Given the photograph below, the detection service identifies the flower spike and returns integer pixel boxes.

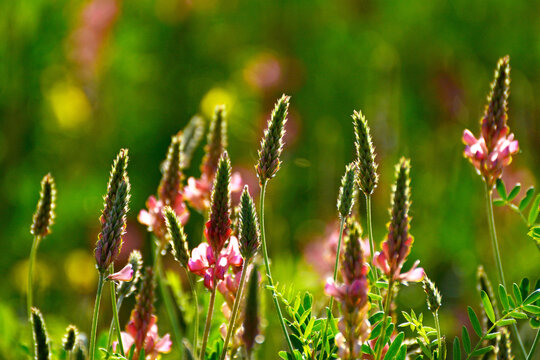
[337,163,357,220]
[239,185,260,260]
[256,94,290,185]
[31,307,51,360]
[180,115,205,169]
[117,250,143,299]
[31,174,56,238]
[159,135,183,205]
[202,105,227,178]
[165,206,190,268]
[423,276,442,312]
[352,110,378,195]
[62,325,79,352]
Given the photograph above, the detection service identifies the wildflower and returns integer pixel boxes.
[164,206,190,268]
[117,250,143,299]
[95,150,131,273]
[463,56,519,187]
[375,158,424,283]
[188,236,243,290]
[138,194,189,241]
[337,163,357,219]
[238,185,260,260]
[31,307,50,360]
[62,325,78,352]
[256,94,290,185]
[423,276,442,312]
[116,317,172,360]
[352,110,378,195]
[107,263,133,282]
[31,174,56,238]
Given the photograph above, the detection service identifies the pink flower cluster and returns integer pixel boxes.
[115,315,171,360]
[374,238,424,284]
[138,194,189,241]
[463,129,519,187]
[188,236,243,289]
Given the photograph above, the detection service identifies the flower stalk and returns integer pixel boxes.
[109,266,125,356]
[89,273,105,360]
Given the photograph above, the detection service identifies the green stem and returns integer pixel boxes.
[434,310,442,359]
[219,262,250,360]
[89,273,105,360]
[187,272,200,357]
[527,328,540,360]
[109,267,124,356]
[154,244,183,355]
[259,181,294,353]
[106,294,124,355]
[375,279,394,360]
[484,183,527,358]
[318,217,346,360]
[27,235,40,354]
[200,278,217,360]
[366,195,384,309]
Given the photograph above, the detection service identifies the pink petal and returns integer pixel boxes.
[107,264,134,282]
[138,210,153,226]
[463,129,477,145]
[155,334,172,353]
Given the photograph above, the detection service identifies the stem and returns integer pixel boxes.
[89,273,105,360]
[219,262,250,360]
[259,181,294,353]
[27,235,40,355]
[375,279,394,360]
[434,310,442,359]
[154,244,183,355]
[187,272,200,357]
[106,294,124,355]
[318,217,346,360]
[200,277,217,360]
[109,267,124,356]
[527,328,540,360]
[366,195,384,309]
[484,183,527,358]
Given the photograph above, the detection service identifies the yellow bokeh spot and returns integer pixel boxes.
[201,87,235,119]
[47,81,91,130]
[64,250,97,293]
[11,259,52,294]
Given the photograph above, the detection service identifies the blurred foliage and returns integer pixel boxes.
[1,0,540,358]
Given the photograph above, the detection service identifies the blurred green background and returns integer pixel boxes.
[1,0,540,358]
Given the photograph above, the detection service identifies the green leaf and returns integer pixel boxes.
[481,291,496,324]
[368,293,383,302]
[370,311,385,325]
[453,337,461,360]
[396,344,407,360]
[375,281,389,289]
[471,346,494,356]
[513,283,523,304]
[361,343,373,355]
[509,310,528,320]
[462,326,471,353]
[528,194,540,226]
[303,317,315,338]
[484,332,500,340]
[508,183,521,201]
[467,307,482,337]
[523,305,540,315]
[499,285,510,312]
[493,199,506,206]
[383,332,404,360]
[524,290,540,305]
[496,179,507,200]
[520,187,535,211]
[498,318,517,326]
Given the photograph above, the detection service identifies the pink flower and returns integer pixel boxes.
[184,172,244,212]
[107,264,133,282]
[114,315,171,360]
[188,236,243,290]
[374,250,424,284]
[138,194,189,241]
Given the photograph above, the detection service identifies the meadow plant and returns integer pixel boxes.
[19,61,540,360]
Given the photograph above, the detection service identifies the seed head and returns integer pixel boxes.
[73,340,87,360]
[482,56,511,149]
[31,307,50,360]
[422,276,442,312]
[95,150,131,273]
[31,174,56,238]
[337,163,357,219]
[131,267,156,353]
[159,136,183,205]
[352,110,378,195]
[180,115,205,169]
[117,250,143,299]
[205,151,232,254]
[202,105,227,178]
[256,94,290,185]
[242,268,260,356]
[165,206,190,268]
[342,217,364,285]
[62,325,78,352]
[239,185,260,260]
[498,327,513,360]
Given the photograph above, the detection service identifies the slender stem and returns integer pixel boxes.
[200,277,217,360]
[434,310,442,359]
[108,267,124,356]
[527,328,540,360]
[484,183,527,358]
[89,273,105,360]
[375,279,394,360]
[106,294,124,355]
[27,235,40,355]
[259,181,294,353]
[154,244,183,355]
[366,195,384,309]
[187,271,200,357]
[318,217,346,360]
[220,262,250,360]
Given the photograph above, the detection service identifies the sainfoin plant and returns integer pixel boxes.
[21,56,540,360]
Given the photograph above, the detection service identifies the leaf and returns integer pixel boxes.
[471,346,494,356]
[509,310,528,320]
[520,278,530,299]
[368,293,383,302]
[498,318,517,326]
[361,343,373,355]
[396,344,407,360]
[496,179,507,200]
[481,290,496,324]
[524,290,540,305]
[523,305,540,315]
[508,183,521,201]
[493,199,506,206]
[303,317,315,339]
[462,326,471,353]
[484,332,500,340]
[467,307,482,337]
[513,283,523,304]
[520,187,535,211]
[370,311,385,325]
[499,285,510,312]
[375,281,389,289]
[453,337,461,360]
[528,194,540,226]
[383,332,404,360]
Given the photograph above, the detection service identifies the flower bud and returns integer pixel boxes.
[180,115,205,169]
[482,56,510,149]
[31,307,50,360]
[352,110,378,195]
[422,276,442,312]
[31,174,56,238]
[239,185,260,260]
[62,325,78,352]
[337,163,357,219]
[159,136,183,205]
[202,105,227,178]
[164,206,190,268]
